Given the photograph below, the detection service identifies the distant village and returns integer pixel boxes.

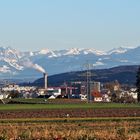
[0,77,138,103]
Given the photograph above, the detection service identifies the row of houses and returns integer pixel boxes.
[0,81,138,102]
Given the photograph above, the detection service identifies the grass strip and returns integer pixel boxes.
[0,103,140,111]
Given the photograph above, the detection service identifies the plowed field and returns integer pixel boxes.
[0,108,140,119]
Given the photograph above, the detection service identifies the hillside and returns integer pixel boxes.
[32,65,139,87]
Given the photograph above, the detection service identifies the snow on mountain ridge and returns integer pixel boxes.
[53,48,106,56]
[0,46,22,59]
[0,46,136,60]
[82,48,106,55]
[107,47,132,55]
[21,47,133,57]
[38,48,52,54]
[63,48,81,55]
[0,65,11,73]
[0,45,139,77]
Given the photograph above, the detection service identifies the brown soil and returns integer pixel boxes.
[0,108,140,119]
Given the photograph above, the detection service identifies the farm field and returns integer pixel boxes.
[0,108,140,119]
[0,100,140,119]
[0,99,140,139]
[0,120,140,140]
[1,98,140,110]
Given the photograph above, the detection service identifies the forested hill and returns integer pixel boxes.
[32,65,139,87]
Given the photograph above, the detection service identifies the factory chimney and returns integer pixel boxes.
[23,59,48,89]
[44,73,48,89]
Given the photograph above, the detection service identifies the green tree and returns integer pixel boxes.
[136,66,140,102]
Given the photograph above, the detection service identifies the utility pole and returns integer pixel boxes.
[84,62,93,103]
[79,61,96,103]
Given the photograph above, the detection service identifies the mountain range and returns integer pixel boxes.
[0,46,140,79]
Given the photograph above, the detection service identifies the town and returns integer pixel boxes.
[0,73,137,103]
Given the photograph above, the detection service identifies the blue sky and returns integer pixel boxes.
[0,0,140,51]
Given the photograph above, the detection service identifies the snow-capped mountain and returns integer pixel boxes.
[0,46,140,78]
[107,47,131,54]
[0,47,24,74]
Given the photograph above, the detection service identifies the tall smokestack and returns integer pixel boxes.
[44,73,48,89]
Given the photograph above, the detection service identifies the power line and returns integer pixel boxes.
[80,61,94,103]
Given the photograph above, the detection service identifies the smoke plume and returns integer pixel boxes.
[23,59,46,73]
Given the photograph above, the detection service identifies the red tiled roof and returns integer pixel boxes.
[92,91,102,97]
